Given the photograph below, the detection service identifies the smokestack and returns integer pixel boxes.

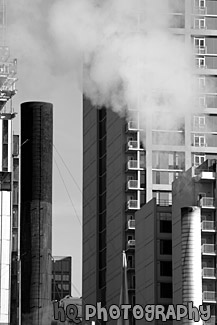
[181,206,202,325]
[20,101,53,325]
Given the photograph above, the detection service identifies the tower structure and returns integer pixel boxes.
[0,1,18,324]
[20,102,53,325]
[83,0,217,324]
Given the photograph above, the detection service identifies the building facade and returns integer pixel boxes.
[135,199,172,324]
[0,44,18,325]
[82,0,217,323]
[52,256,72,301]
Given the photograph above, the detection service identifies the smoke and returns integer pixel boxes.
[49,0,197,131]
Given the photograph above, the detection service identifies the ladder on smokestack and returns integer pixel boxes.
[0,0,17,112]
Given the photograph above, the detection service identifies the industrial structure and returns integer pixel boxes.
[20,101,53,325]
[82,0,217,323]
[0,0,18,324]
[172,159,217,324]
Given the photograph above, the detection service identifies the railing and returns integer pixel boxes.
[194,7,207,15]
[128,239,135,247]
[202,267,216,278]
[128,141,139,149]
[200,197,214,208]
[202,244,216,254]
[156,199,172,206]
[201,221,215,231]
[128,220,135,229]
[127,180,139,189]
[195,46,207,55]
[203,291,216,302]
[127,200,139,209]
[128,160,139,169]
[127,121,138,131]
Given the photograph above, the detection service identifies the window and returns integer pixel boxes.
[194,135,206,147]
[199,77,205,89]
[194,38,205,48]
[160,283,173,298]
[127,255,134,268]
[62,284,69,291]
[199,0,205,8]
[13,209,18,228]
[194,116,205,127]
[62,260,70,272]
[160,261,172,276]
[194,18,206,29]
[12,233,18,251]
[194,38,206,55]
[160,240,172,255]
[196,57,206,68]
[62,275,69,281]
[199,97,206,108]
[160,220,172,233]
[194,154,206,166]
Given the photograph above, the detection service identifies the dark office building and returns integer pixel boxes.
[20,101,53,325]
[52,256,72,301]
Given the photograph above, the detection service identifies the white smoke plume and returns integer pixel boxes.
[49,0,198,129]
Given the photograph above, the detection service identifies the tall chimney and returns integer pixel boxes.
[20,101,53,325]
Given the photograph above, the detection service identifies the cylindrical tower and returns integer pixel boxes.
[20,102,53,325]
[181,206,202,325]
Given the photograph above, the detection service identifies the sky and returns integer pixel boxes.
[7,0,83,295]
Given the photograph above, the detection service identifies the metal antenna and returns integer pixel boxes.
[0,0,17,113]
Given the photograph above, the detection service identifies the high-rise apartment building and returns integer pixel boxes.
[83,0,217,322]
[135,199,172,316]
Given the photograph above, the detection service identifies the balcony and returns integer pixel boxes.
[199,171,215,181]
[201,221,216,232]
[200,197,215,209]
[204,316,216,325]
[127,140,139,150]
[202,291,216,303]
[202,267,216,279]
[127,200,139,210]
[194,7,207,15]
[127,239,135,247]
[202,244,216,255]
[127,160,141,170]
[126,121,139,132]
[126,180,144,191]
[195,46,207,55]
[127,219,135,230]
